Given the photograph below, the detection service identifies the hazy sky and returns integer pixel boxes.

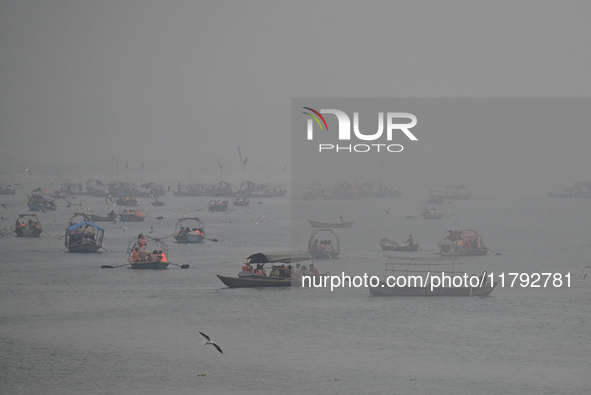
[1,1,591,184]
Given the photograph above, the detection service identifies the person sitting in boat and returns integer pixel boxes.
[326,240,335,253]
[312,239,319,250]
[456,238,465,246]
[17,221,26,231]
[150,250,160,261]
[242,262,254,273]
[277,264,290,277]
[406,235,414,247]
[293,263,302,280]
[254,264,267,276]
[158,250,167,262]
[308,263,320,276]
[138,234,148,260]
[269,266,280,277]
[131,248,140,262]
[300,265,309,276]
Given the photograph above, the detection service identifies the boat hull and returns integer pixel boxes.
[370,282,498,296]
[174,234,204,243]
[119,214,144,222]
[130,261,170,269]
[66,244,101,253]
[217,274,292,288]
[439,243,489,256]
[379,239,419,251]
[89,214,117,222]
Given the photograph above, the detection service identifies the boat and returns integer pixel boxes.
[216,250,310,288]
[27,193,57,212]
[64,213,105,253]
[108,181,165,198]
[438,229,489,256]
[369,255,498,297]
[236,181,286,198]
[308,218,353,228]
[358,182,401,198]
[174,217,206,243]
[321,181,360,200]
[232,195,249,206]
[547,182,591,198]
[0,184,16,194]
[443,190,472,199]
[115,196,138,206]
[125,234,180,269]
[379,237,419,251]
[150,196,165,206]
[301,187,321,201]
[86,178,109,197]
[422,204,444,219]
[14,214,43,237]
[118,209,145,222]
[208,199,228,212]
[173,182,208,196]
[308,229,340,259]
[89,210,118,222]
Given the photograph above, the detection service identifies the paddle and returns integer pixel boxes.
[42,231,52,236]
[488,248,503,256]
[167,262,190,269]
[203,237,218,242]
[101,263,131,269]
[148,216,164,220]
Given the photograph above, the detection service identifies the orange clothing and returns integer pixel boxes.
[158,252,167,262]
[242,265,253,272]
[131,251,140,261]
[138,237,147,247]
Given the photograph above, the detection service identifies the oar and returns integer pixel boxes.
[203,237,218,242]
[153,234,175,241]
[148,216,164,220]
[101,263,131,269]
[42,231,52,236]
[339,252,351,259]
[100,246,109,252]
[167,262,190,269]
[487,248,503,256]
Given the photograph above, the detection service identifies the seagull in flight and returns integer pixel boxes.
[199,331,223,354]
[25,168,32,175]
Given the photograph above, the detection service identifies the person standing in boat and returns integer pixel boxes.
[137,234,148,261]
[406,235,414,247]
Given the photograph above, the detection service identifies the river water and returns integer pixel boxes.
[0,183,589,394]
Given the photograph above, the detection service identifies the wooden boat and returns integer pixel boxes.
[118,209,145,222]
[438,229,489,256]
[369,255,498,297]
[174,217,205,243]
[379,238,419,251]
[547,181,591,198]
[422,204,444,219]
[64,213,105,253]
[116,196,138,206]
[151,197,165,206]
[27,194,57,212]
[208,199,228,212]
[308,229,340,259]
[0,184,16,194]
[321,181,360,200]
[236,181,286,198]
[308,218,353,228]
[232,195,249,206]
[124,234,183,269]
[217,250,310,288]
[89,211,118,222]
[14,214,43,237]
[443,189,472,199]
[301,187,321,201]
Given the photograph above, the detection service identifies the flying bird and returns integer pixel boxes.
[25,168,32,175]
[383,208,391,214]
[199,332,223,354]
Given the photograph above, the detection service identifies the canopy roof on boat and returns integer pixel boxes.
[247,250,310,264]
[66,221,104,231]
[442,229,482,242]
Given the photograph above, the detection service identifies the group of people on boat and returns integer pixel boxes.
[68,224,97,243]
[16,219,40,232]
[241,262,292,278]
[292,263,320,280]
[311,239,336,253]
[130,247,167,262]
[444,231,482,249]
[177,227,204,236]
